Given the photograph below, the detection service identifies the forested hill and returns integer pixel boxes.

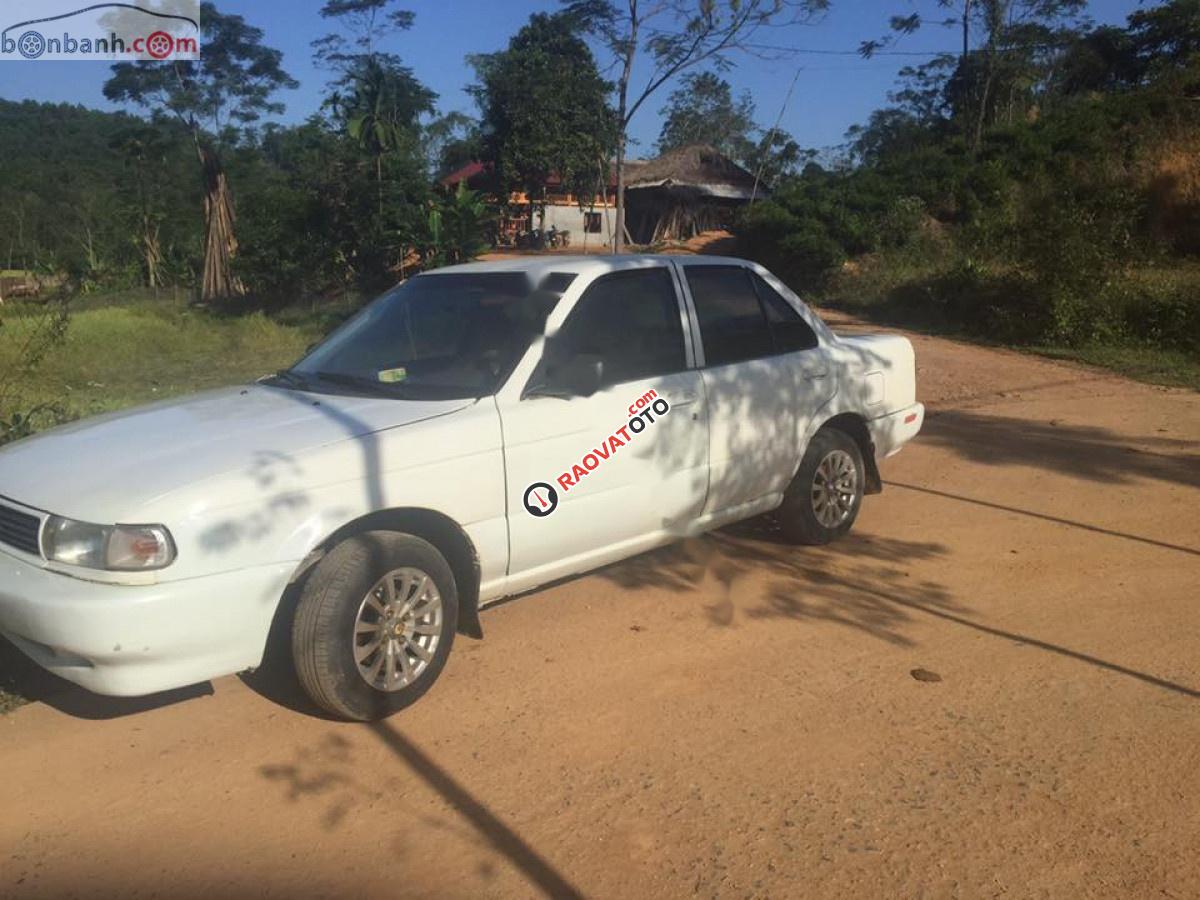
[0,91,472,296]
[0,99,199,280]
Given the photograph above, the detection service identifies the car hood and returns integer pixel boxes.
[0,384,473,521]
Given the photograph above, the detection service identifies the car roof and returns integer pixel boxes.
[419,254,751,280]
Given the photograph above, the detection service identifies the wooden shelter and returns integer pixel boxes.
[623,145,761,245]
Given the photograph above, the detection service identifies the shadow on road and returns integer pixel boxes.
[370,721,585,898]
[886,480,1200,557]
[259,726,585,898]
[596,513,1199,699]
[0,635,212,719]
[600,524,959,646]
[921,409,1200,490]
[886,592,1200,699]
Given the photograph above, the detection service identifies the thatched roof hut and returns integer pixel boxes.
[624,145,761,244]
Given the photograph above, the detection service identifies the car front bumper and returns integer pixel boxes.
[0,550,294,696]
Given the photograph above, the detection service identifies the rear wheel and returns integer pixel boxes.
[292,531,458,721]
[777,428,865,545]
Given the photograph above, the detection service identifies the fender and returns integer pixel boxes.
[283,506,485,639]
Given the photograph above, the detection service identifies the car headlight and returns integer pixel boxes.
[41,516,176,571]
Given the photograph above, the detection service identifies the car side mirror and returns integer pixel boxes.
[556,354,605,398]
[527,337,605,399]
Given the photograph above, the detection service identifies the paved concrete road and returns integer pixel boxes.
[2,319,1198,898]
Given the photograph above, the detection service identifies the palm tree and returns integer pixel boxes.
[335,57,435,216]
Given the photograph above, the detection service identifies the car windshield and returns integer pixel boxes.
[273,272,571,400]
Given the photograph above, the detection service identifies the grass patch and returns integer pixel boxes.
[816,250,1200,391]
[1029,343,1200,390]
[2,295,323,426]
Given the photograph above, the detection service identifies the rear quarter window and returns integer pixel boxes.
[751,273,819,353]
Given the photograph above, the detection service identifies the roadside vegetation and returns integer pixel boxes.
[733,1,1200,387]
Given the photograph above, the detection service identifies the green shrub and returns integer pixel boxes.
[0,296,70,446]
[0,404,64,445]
[1111,282,1200,352]
[879,196,927,249]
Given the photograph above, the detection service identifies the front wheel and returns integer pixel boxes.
[292,531,458,721]
[777,428,866,545]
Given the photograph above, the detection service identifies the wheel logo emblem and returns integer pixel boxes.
[17,31,45,59]
[145,31,173,59]
[523,482,558,518]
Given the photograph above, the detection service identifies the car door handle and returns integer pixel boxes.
[804,369,829,381]
[672,393,699,407]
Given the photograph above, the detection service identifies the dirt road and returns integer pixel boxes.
[2,318,1198,898]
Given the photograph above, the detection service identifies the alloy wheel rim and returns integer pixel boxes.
[811,449,858,528]
[352,567,443,692]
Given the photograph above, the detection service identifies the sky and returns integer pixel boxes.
[0,0,1147,156]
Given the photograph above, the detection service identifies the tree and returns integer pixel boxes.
[108,122,185,288]
[861,0,1086,152]
[564,0,829,252]
[745,129,809,192]
[104,3,297,303]
[0,100,197,282]
[313,0,435,277]
[1127,0,1200,96]
[422,183,491,268]
[472,13,616,230]
[889,56,959,123]
[424,111,481,179]
[656,71,805,193]
[330,57,436,215]
[656,72,756,159]
[312,0,416,76]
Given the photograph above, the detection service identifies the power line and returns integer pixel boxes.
[748,39,1077,58]
[747,43,957,57]
[751,66,802,202]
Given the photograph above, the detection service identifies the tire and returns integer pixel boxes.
[292,531,458,721]
[777,428,866,545]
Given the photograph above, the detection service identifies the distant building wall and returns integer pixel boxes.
[542,202,616,247]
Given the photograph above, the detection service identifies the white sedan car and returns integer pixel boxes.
[0,256,923,720]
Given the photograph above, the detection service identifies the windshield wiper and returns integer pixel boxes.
[261,369,314,391]
[270,368,478,400]
[312,371,404,396]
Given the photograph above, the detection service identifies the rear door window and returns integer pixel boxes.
[684,266,774,367]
